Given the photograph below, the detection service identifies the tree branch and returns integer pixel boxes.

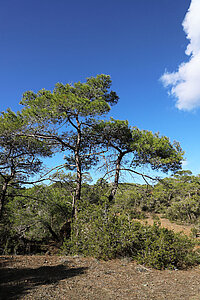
[19,133,75,151]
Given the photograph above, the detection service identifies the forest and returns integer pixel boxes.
[0,75,200,270]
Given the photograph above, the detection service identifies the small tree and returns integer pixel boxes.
[20,75,119,219]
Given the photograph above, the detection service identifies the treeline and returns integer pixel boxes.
[114,170,200,223]
[0,75,199,269]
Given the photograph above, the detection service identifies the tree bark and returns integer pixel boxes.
[44,223,60,242]
[72,117,82,220]
[109,152,124,200]
[0,179,9,220]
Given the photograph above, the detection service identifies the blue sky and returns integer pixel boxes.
[1,0,200,179]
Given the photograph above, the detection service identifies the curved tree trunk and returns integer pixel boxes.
[109,152,124,201]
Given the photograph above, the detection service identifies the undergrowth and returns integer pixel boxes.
[62,203,200,270]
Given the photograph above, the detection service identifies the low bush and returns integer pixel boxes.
[166,197,200,223]
[62,204,200,269]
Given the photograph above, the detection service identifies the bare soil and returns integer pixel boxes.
[0,255,200,300]
[138,214,197,237]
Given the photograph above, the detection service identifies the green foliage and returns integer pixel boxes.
[113,183,149,215]
[21,75,118,120]
[132,130,184,173]
[0,183,72,254]
[0,109,52,219]
[92,118,184,174]
[120,171,200,224]
[88,118,183,202]
[190,225,200,238]
[141,172,200,222]
[81,178,110,205]
[19,75,119,217]
[135,222,199,269]
[164,173,200,222]
[62,203,140,259]
[62,204,200,269]
[166,196,200,222]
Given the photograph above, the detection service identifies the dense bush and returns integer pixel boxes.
[62,204,200,269]
[135,222,199,269]
[0,183,72,254]
[166,196,200,222]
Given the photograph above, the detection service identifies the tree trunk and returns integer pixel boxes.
[0,179,9,220]
[72,156,82,220]
[109,152,124,200]
[44,223,60,242]
[72,117,82,220]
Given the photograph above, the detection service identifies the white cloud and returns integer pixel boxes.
[161,0,200,111]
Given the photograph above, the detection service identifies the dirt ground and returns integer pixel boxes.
[138,214,198,237]
[0,255,200,300]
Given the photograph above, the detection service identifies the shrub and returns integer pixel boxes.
[135,222,199,269]
[62,204,200,269]
[166,196,200,223]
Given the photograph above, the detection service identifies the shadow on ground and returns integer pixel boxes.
[0,257,87,300]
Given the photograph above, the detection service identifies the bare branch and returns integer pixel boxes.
[120,168,159,182]
[80,149,107,157]
[68,117,78,131]
[19,132,75,150]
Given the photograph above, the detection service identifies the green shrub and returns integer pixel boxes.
[135,222,199,269]
[166,197,200,223]
[62,204,200,269]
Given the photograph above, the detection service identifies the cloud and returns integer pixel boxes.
[160,0,200,111]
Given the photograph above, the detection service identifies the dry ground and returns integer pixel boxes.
[138,214,197,236]
[0,255,200,300]
[1,217,200,300]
